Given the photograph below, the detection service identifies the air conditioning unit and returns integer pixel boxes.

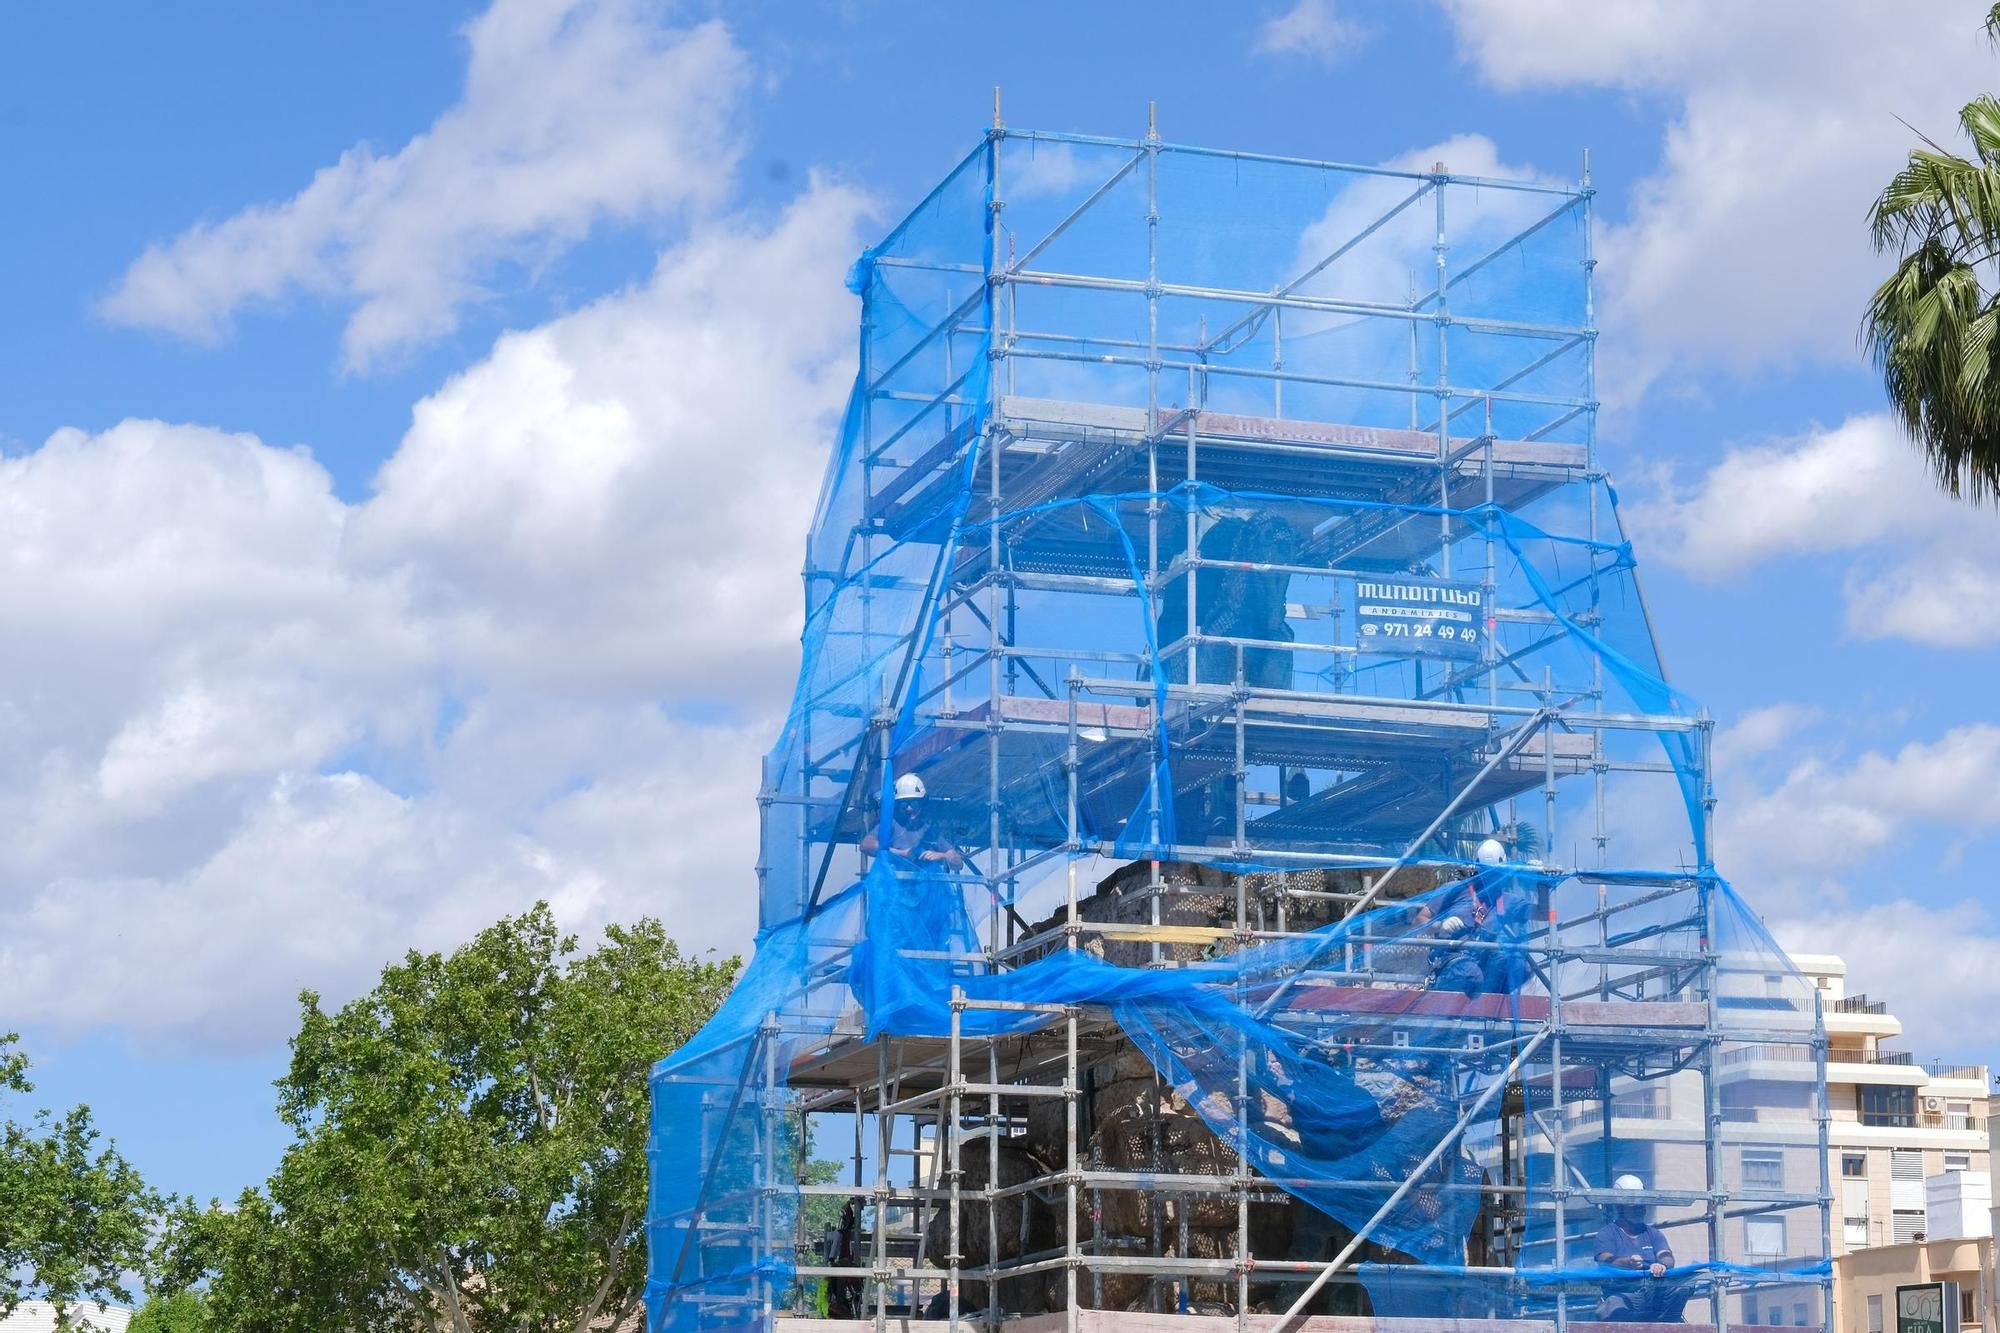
[1923,1096,1944,1113]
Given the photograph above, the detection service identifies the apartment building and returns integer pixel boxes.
[1792,955,1991,1255]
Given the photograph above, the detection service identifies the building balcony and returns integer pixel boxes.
[1827,1054,1927,1087]
[1924,1062,1991,1091]
[1826,995,1901,1038]
[1828,1113,1989,1148]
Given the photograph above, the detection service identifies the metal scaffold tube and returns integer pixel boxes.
[646,122,1831,1333]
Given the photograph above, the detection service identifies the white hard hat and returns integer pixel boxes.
[894,773,927,801]
[1613,1174,1646,1192]
[1475,838,1506,866]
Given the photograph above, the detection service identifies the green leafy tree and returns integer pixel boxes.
[162,904,736,1333]
[1863,5,2000,502]
[0,1034,160,1327]
[130,1290,210,1333]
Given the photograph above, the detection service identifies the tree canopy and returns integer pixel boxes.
[159,904,736,1333]
[0,1034,160,1327]
[130,1290,210,1333]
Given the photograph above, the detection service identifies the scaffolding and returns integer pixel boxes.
[647,117,1832,1333]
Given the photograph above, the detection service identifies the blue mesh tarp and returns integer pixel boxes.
[645,129,1830,1333]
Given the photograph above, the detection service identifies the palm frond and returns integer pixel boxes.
[1867,88,2000,505]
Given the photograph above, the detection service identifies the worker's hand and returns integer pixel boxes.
[920,850,943,862]
[1648,1263,1667,1278]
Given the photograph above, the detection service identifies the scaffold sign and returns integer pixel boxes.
[1354,576,1489,660]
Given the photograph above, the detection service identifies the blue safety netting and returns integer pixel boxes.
[646,129,1829,1333]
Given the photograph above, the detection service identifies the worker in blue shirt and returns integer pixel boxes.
[860,773,964,871]
[1593,1174,1690,1322]
[1426,839,1531,997]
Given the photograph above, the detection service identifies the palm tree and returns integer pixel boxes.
[1862,8,2000,503]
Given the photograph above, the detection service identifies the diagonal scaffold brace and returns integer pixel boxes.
[1271,1025,1554,1332]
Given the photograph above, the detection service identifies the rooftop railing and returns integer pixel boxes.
[1926,1061,1988,1081]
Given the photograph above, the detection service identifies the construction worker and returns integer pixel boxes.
[860,773,964,871]
[1426,839,1529,997]
[1592,1174,1689,1322]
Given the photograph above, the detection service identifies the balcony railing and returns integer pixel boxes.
[1925,1061,1988,1081]
[1924,1107,1986,1131]
[1834,994,1888,1015]
[1855,1111,1988,1132]
[1720,1044,1813,1067]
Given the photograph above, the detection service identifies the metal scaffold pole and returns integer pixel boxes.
[647,123,1830,1333]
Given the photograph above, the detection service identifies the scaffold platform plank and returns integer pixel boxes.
[871,396,1587,556]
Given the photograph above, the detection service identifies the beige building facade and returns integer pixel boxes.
[1792,956,1991,1255]
[1836,1237,1992,1333]
[1792,955,1994,1333]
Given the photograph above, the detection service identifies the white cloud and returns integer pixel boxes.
[1438,1,1999,397]
[0,184,867,1047]
[1624,411,2000,646]
[1626,413,1950,578]
[1844,555,2000,648]
[1290,134,1556,319]
[353,182,871,701]
[1006,144,1093,202]
[100,0,748,370]
[1713,710,2000,1059]
[1717,703,1822,769]
[1773,899,2000,1060]
[1254,0,1371,65]
[1720,719,2000,883]
[0,713,768,1046]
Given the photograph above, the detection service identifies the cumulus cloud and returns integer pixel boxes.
[1624,412,2000,646]
[353,182,871,700]
[1253,0,1372,65]
[1707,707,2000,1058]
[1721,724,2000,885]
[100,0,748,370]
[1287,134,1557,326]
[0,185,868,1047]
[1438,0,1999,398]
[1773,899,2000,1058]
[1,713,768,1045]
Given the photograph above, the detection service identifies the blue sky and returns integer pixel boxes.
[2,0,1997,1208]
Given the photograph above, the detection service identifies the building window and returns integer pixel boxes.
[1868,1294,1884,1333]
[1945,1152,1971,1172]
[1892,1210,1924,1243]
[1796,1302,1810,1327]
[1891,1148,1924,1180]
[1746,1216,1786,1258]
[1947,1101,1970,1131]
[1843,1217,1869,1246]
[1842,1153,1867,1178]
[1862,1086,1916,1128]
[1962,1288,1977,1325]
[1742,1150,1784,1191]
